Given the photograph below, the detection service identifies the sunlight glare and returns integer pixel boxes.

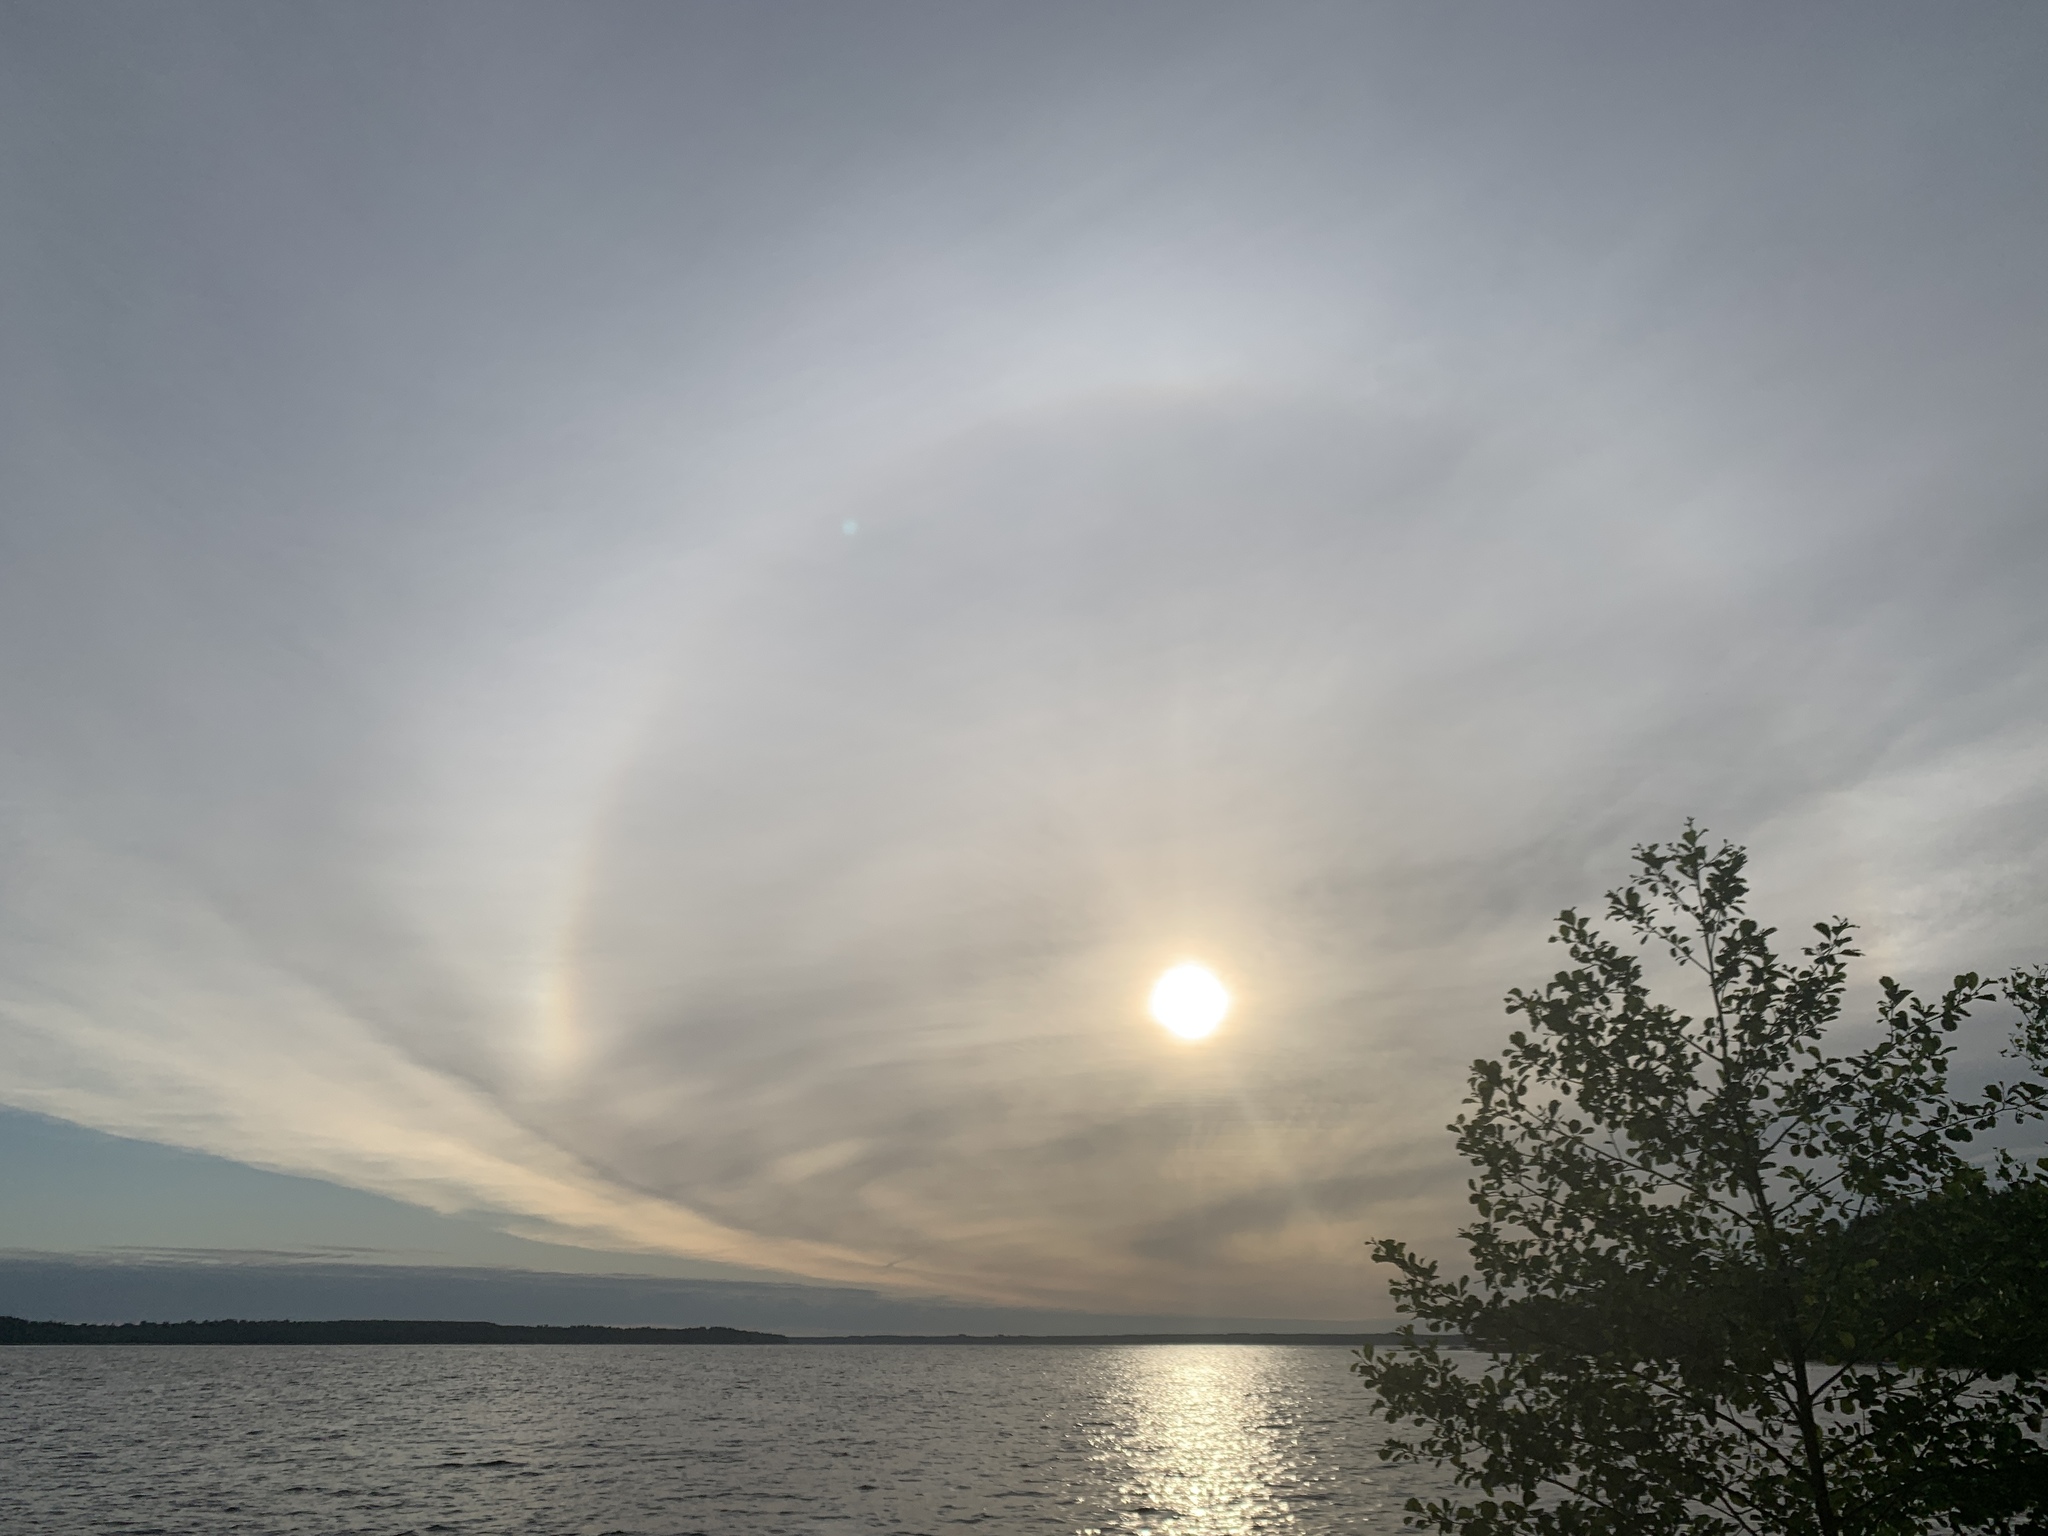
[1149,963,1230,1041]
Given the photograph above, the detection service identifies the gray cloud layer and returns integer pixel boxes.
[1,4,2044,1318]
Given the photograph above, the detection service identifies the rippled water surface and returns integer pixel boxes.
[0,1343,1448,1534]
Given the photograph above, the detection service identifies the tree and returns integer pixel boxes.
[1355,825,2048,1535]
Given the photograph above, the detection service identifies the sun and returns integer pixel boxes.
[1149,963,1230,1040]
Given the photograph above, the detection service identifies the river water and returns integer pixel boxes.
[0,1343,1450,1534]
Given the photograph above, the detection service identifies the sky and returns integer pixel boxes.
[1,3,2045,1329]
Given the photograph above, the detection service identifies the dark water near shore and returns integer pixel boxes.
[0,1343,1449,1534]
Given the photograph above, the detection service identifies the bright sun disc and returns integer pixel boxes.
[1149,964,1230,1040]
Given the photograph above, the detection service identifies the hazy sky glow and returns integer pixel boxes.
[2,3,2046,1323]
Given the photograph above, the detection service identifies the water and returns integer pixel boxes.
[0,1343,1450,1534]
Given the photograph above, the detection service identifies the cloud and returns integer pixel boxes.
[0,5,2044,1320]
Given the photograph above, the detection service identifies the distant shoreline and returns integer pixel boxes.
[1,1315,1429,1347]
[0,1317,784,1345]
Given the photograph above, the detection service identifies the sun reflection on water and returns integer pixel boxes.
[1073,1346,1364,1533]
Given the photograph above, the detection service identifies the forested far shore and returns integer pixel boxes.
[0,1317,787,1345]
[0,1316,1431,1347]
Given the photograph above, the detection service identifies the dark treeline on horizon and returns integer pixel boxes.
[0,1316,1415,1347]
[0,1317,787,1345]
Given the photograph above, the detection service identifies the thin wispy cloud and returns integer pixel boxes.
[1,4,2043,1319]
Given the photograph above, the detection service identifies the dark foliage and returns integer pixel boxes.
[1355,826,2048,1535]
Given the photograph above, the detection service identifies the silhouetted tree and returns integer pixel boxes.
[1356,826,2048,1535]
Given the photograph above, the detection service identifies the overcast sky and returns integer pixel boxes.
[2,3,2045,1326]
